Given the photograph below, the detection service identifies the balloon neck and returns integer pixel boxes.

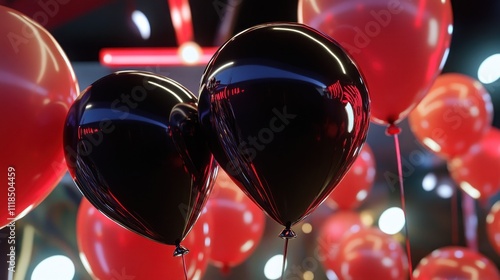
[221,264,231,275]
[173,241,190,257]
[279,222,297,239]
[385,123,401,136]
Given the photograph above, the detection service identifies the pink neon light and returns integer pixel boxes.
[99,47,218,67]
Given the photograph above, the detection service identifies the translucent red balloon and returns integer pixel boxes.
[325,144,376,210]
[77,199,211,280]
[206,169,265,272]
[0,6,79,228]
[333,227,408,280]
[448,128,500,202]
[317,211,365,272]
[487,201,500,255]
[413,246,500,280]
[198,22,370,229]
[409,73,493,159]
[299,0,453,126]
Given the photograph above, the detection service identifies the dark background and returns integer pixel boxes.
[1,0,500,279]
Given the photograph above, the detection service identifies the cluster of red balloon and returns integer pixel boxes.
[487,201,500,255]
[299,2,454,278]
[0,6,79,228]
[317,212,408,280]
[413,246,500,279]
[77,199,211,279]
[409,73,499,202]
[299,0,453,128]
[76,169,267,279]
[205,169,266,273]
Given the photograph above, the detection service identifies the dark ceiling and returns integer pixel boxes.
[3,0,500,118]
[2,0,499,66]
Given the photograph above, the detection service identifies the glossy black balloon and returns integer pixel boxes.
[64,71,217,245]
[198,23,370,227]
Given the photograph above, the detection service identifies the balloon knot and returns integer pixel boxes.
[221,264,231,275]
[279,222,297,239]
[386,123,401,136]
[173,242,190,257]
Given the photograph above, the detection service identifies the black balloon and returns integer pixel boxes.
[198,23,370,227]
[64,71,217,245]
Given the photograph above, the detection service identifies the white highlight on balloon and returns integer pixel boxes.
[345,102,354,133]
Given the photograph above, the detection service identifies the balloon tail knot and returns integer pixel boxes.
[279,222,297,239]
[221,264,231,275]
[173,241,190,257]
[386,123,401,136]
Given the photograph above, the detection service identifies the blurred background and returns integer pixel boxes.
[1,0,500,279]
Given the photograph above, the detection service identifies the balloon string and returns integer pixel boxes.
[451,187,459,245]
[278,224,296,280]
[280,238,289,280]
[387,125,414,279]
[462,191,478,251]
[181,254,188,280]
[173,242,190,280]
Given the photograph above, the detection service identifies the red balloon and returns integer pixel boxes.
[414,246,500,280]
[299,0,453,126]
[487,201,500,255]
[206,170,266,272]
[77,199,211,280]
[317,211,365,271]
[0,6,79,228]
[409,73,493,159]
[325,144,376,210]
[333,227,408,280]
[448,128,500,202]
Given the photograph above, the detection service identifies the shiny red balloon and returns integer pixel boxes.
[413,246,500,280]
[317,211,365,271]
[448,128,500,202]
[409,73,493,159]
[487,201,500,255]
[333,227,408,280]
[299,0,453,126]
[77,199,211,280]
[325,144,376,210]
[206,169,265,272]
[0,6,79,228]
